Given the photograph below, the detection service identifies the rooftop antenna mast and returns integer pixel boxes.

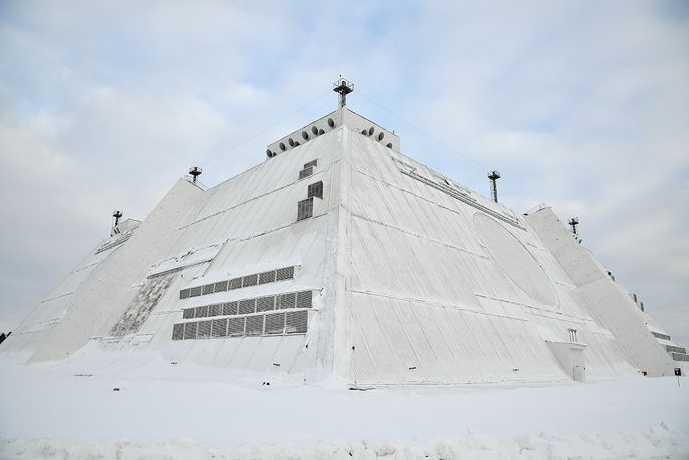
[487,170,501,203]
[112,210,123,226]
[569,217,579,235]
[333,76,354,108]
[189,166,202,184]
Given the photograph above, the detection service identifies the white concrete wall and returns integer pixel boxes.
[525,207,676,376]
[28,178,204,363]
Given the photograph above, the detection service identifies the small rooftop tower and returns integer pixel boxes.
[333,77,354,108]
[189,166,202,184]
[112,210,123,227]
[487,170,501,203]
[569,217,579,235]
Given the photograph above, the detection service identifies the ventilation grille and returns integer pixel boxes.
[238,299,256,315]
[179,266,296,299]
[667,345,687,354]
[297,197,314,221]
[298,159,317,180]
[172,323,184,340]
[652,331,672,341]
[672,352,689,362]
[299,167,313,180]
[172,291,313,340]
[242,274,258,287]
[308,181,323,199]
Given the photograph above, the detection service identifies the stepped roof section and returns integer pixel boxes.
[266,107,400,159]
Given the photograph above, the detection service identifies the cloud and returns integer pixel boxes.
[0,0,687,349]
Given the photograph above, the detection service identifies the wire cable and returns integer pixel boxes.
[357,91,542,204]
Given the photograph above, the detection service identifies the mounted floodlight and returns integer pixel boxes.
[487,170,501,203]
[189,166,202,184]
[333,76,354,108]
[112,210,123,226]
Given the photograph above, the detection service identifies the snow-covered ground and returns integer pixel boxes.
[1,350,688,459]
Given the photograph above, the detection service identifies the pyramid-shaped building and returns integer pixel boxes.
[2,82,686,384]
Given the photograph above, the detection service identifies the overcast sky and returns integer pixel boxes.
[1,0,687,346]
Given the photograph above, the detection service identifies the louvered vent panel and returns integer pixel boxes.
[299,166,313,180]
[212,318,228,338]
[228,317,245,336]
[245,315,264,336]
[265,313,286,335]
[197,320,212,338]
[214,280,228,292]
[308,181,323,199]
[229,278,242,290]
[304,159,318,169]
[296,291,312,309]
[223,301,238,316]
[189,286,203,297]
[259,270,276,284]
[196,305,210,318]
[286,310,308,334]
[209,304,222,317]
[182,308,194,319]
[277,292,296,309]
[202,284,215,295]
[242,274,258,287]
[257,296,275,312]
[183,322,198,340]
[238,299,256,315]
[179,289,190,299]
[276,266,294,281]
[297,198,314,221]
[172,323,184,340]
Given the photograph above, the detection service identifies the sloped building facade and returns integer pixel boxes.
[2,103,685,384]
